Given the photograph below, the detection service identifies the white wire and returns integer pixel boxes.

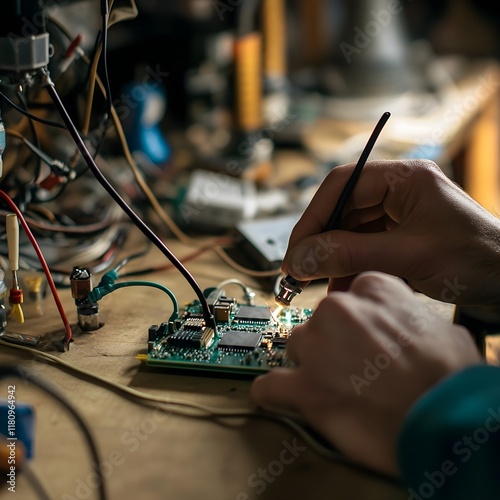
[215,278,256,305]
[0,339,349,462]
[0,339,254,417]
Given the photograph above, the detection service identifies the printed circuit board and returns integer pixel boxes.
[141,289,313,375]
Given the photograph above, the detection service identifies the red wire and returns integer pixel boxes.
[64,33,83,59]
[0,191,73,345]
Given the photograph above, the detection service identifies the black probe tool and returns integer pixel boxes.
[275,111,391,307]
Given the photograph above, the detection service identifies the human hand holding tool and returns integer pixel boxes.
[275,111,391,307]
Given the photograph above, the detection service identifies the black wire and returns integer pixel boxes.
[88,117,109,161]
[70,131,104,180]
[45,78,215,329]
[0,91,67,130]
[13,179,31,213]
[0,365,107,500]
[74,2,112,164]
[88,27,103,85]
[82,2,113,158]
[10,133,63,175]
[113,240,152,273]
[4,132,72,203]
[90,230,129,274]
[16,91,42,180]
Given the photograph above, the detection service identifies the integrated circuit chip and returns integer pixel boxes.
[168,328,214,348]
[272,337,287,348]
[218,330,261,350]
[144,298,314,375]
[234,305,271,323]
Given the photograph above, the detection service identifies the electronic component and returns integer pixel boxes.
[179,170,258,229]
[237,213,300,270]
[70,267,99,331]
[0,331,39,347]
[275,275,304,307]
[272,336,288,348]
[0,0,50,78]
[21,273,45,318]
[234,305,271,323]
[6,214,24,324]
[142,298,313,376]
[178,170,288,230]
[214,304,231,322]
[183,317,205,330]
[218,330,261,351]
[168,327,214,349]
[206,288,227,311]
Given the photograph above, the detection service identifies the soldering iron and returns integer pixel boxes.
[275,111,391,307]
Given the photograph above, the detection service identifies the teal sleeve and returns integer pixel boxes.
[397,365,500,500]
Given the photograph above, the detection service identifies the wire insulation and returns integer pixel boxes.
[0,191,73,344]
[44,76,214,328]
[0,91,67,130]
[0,339,347,463]
[0,365,107,500]
[89,280,179,321]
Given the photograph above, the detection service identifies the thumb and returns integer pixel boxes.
[282,229,420,281]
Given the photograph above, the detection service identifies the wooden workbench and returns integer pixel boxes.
[1,58,497,500]
[0,237,408,500]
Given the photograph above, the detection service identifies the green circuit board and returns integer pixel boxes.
[142,290,313,376]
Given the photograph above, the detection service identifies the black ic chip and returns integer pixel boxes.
[272,337,287,347]
[218,330,261,350]
[235,306,271,323]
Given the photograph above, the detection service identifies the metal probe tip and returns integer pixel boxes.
[275,275,305,307]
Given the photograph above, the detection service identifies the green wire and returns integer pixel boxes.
[88,281,179,321]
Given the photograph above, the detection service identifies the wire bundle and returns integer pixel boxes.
[0,6,399,499]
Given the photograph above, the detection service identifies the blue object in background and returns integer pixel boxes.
[0,400,36,459]
[120,81,171,166]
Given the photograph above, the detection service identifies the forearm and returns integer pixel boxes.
[398,365,500,499]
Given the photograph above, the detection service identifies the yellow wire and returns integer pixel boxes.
[5,129,37,166]
[94,71,281,278]
[25,204,58,223]
[70,0,114,166]
[0,339,252,417]
[81,44,102,136]
[5,129,26,141]
[54,7,282,279]
[82,0,115,136]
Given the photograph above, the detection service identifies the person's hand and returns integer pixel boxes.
[282,160,500,306]
[252,272,482,476]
